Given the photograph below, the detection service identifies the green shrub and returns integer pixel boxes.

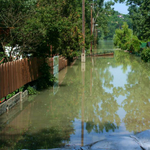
[63,47,77,63]
[6,91,16,99]
[125,35,140,52]
[0,97,5,103]
[141,48,150,62]
[19,86,25,92]
[36,62,55,90]
[27,86,37,95]
[113,22,132,50]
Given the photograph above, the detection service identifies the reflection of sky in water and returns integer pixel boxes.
[101,65,131,120]
[109,66,131,87]
[69,65,133,146]
[104,66,131,120]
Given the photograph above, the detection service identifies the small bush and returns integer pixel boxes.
[141,48,150,62]
[6,92,16,99]
[125,35,140,53]
[113,22,132,50]
[0,97,5,103]
[27,86,37,95]
[36,62,55,90]
[19,86,25,92]
[63,47,77,63]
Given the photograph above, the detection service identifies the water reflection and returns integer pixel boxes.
[98,40,114,50]
[83,57,120,135]
[115,51,150,132]
[95,40,115,53]
[1,50,150,148]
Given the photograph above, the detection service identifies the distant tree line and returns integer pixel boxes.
[102,11,132,40]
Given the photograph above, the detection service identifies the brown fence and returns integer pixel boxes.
[0,57,68,100]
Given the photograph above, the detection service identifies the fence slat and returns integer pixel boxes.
[3,64,6,97]
[5,63,8,96]
[0,65,2,99]
[10,62,13,94]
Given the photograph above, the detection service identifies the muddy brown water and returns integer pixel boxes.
[0,40,150,149]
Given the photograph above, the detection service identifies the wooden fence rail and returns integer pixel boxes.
[0,56,67,100]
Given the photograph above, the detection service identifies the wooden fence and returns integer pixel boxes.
[0,57,68,100]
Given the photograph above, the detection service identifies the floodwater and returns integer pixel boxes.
[0,40,150,149]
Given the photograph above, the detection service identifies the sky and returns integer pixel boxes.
[105,0,129,14]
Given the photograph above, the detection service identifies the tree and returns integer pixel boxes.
[104,11,132,40]
[114,22,140,52]
[140,0,150,40]
[91,0,115,41]
[114,0,150,40]
[113,22,132,49]
[0,0,37,59]
[0,0,83,59]
[0,0,115,60]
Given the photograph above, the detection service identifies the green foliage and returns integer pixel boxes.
[63,48,77,63]
[104,11,132,40]
[0,0,37,57]
[114,0,150,40]
[114,22,132,49]
[114,22,140,52]
[0,86,24,102]
[0,97,5,103]
[125,35,140,52]
[0,0,115,58]
[36,62,55,90]
[120,0,150,40]
[140,0,150,40]
[6,91,16,99]
[141,48,150,62]
[27,86,36,95]
[19,86,25,92]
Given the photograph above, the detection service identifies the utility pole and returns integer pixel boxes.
[90,4,93,54]
[81,0,85,62]
[81,0,85,146]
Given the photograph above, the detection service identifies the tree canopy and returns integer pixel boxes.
[103,11,132,40]
[0,0,115,60]
[114,0,150,40]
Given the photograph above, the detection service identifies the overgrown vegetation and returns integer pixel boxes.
[36,62,55,90]
[141,48,150,62]
[113,22,150,62]
[112,0,150,61]
[0,0,116,100]
[0,86,24,103]
[0,0,114,60]
[114,0,150,41]
[27,86,36,95]
[103,11,132,40]
[114,22,140,53]
[125,35,141,53]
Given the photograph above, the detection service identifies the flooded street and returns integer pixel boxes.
[0,41,150,149]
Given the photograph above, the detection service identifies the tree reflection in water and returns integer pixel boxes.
[82,57,121,134]
[115,51,150,133]
[1,50,150,149]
